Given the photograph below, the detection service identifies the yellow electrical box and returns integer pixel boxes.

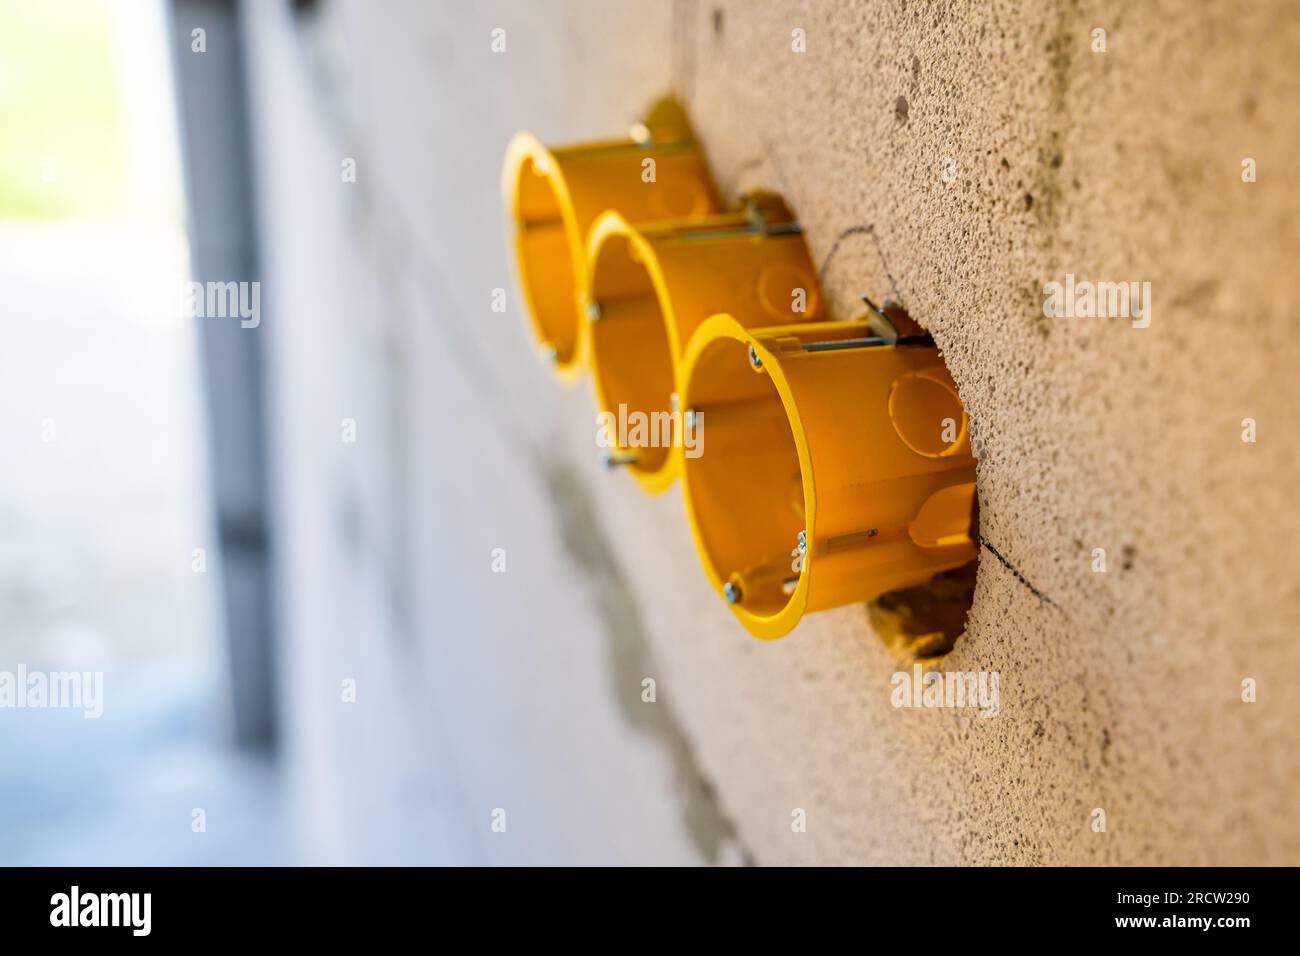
[679,317,977,639]
[502,97,720,381]
[585,193,822,493]
[503,98,979,641]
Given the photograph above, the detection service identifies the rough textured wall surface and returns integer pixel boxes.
[240,0,1299,864]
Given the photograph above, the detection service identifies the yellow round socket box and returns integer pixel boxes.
[585,193,823,493]
[503,99,977,639]
[502,98,720,380]
[680,317,976,639]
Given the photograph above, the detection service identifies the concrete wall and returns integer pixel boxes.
[235,0,1299,864]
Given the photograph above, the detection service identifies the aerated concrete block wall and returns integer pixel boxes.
[236,0,1299,864]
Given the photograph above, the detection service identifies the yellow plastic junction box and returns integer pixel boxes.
[679,316,978,639]
[502,97,721,382]
[585,192,823,493]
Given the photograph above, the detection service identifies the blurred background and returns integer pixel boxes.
[2,0,1297,867]
[0,0,720,867]
[0,0,286,865]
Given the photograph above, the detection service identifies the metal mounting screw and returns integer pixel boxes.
[797,530,807,554]
[723,581,742,605]
[748,344,763,369]
[604,450,640,469]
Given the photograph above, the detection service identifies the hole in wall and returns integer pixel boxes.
[868,559,978,662]
[863,304,979,662]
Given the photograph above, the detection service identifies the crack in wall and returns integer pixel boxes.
[336,140,746,864]
[539,455,753,866]
[818,223,905,307]
[979,535,1064,613]
[670,0,700,105]
[292,20,748,864]
[359,200,750,864]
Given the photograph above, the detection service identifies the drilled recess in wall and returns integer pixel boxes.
[868,560,978,661]
[862,305,979,662]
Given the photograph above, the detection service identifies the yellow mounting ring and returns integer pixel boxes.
[501,97,720,384]
[680,316,978,639]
